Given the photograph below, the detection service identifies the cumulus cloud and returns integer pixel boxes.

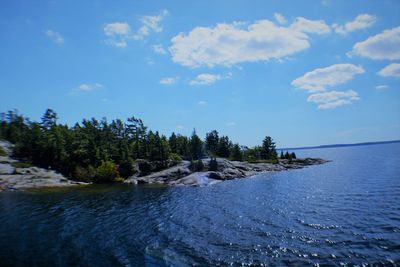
[169,18,332,67]
[104,22,131,36]
[333,14,377,34]
[351,27,400,60]
[45,30,64,44]
[274,13,286,25]
[160,76,179,85]
[170,17,330,67]
[103,10,168,48]
[133,10,168,40]
[307,90,360,109]
[378,63,400,78]
[103,22,131,48]
[291,63,365,92]
[290,17,331,34]
[152,44,167,54]
[189,73,230,86]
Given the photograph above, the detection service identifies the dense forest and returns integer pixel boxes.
[0,109,295,183]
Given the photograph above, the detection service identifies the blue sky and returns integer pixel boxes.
[1,0,400,147]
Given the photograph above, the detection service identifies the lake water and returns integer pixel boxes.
[1,143,400,266]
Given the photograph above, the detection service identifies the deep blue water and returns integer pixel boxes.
[0,143,399,266]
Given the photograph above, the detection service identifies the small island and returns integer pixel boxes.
[0,109,328,191]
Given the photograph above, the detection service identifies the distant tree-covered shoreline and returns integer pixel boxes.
[0,109,290,183]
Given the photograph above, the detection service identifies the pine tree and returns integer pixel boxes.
[205,130,219,157]
[41,109,58,129]
[261,136,277,160]
[168,132,178,154]
[217,136,232,158]
[189,129,203,160]
[230,143,243,161]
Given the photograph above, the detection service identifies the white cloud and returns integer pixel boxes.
[103,22,131,48]
[160,76,179,85]
[226,122,236,126]
[105,39,127,48]
[152,44,167,55]
[378,63,400,78]
[274,13,286,25]
[104,22,131,36]
[103,10,168,48]
[45,30,64,44]
[290,17,331,34]
[170,20,312,67]
[292,63,364,92]
[133,10,168,40]
[351,27,400,60]
[333,14,377,34]
[189,73,230,86]
[375,85,388,90]
[307,90,360,109]
[77,83,104,92]
[176,125,184,129]
[71,83,104,95]
[198,101,208,106]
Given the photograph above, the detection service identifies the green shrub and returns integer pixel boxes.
[11,162,33,168]
[169,153,182,164]
[208,157,218,171]
[189,160,204,172]
[73,165,96,182]
[113,177,125,183]
[118,159,136,178]
[138,160,153,176]
[95,160,120,183]
[0,147,6,156]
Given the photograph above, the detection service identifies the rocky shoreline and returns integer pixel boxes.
[0,141,87,191]
[125,157,329,186]
[0,140,329,191]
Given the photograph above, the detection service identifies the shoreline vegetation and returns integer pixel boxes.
[0,109,328,191]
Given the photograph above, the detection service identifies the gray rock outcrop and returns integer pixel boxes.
[125,157,328,187]
[0,140,87,191]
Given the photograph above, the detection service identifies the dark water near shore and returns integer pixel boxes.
[1,143,400,266]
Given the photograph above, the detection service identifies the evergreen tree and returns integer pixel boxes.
[0,108,286,182]
[230,143,243,161]
[176,135,190,159]
[205,130,219,156]
[189,129,203,160]
[217,136,232,158]
[168,132,178,154]
[261,136,277,160]
[41,109,58,129]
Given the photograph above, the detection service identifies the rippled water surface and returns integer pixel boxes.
[1,143,400,266]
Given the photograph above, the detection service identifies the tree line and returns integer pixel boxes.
[0,109,286,183]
